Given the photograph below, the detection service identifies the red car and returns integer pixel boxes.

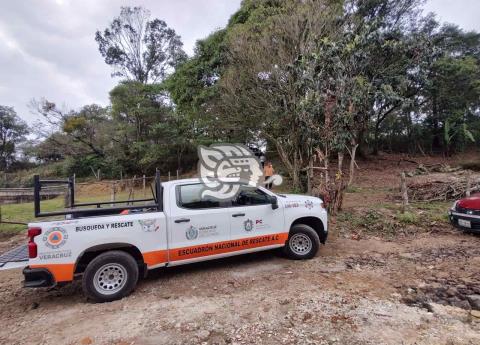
[449,193,480,232]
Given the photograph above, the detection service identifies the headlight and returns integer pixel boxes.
[452,200,459,210]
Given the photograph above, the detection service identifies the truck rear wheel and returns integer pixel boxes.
[82,250,139,303]
[284,224,320,260]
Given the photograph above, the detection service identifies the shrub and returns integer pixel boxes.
[396,212,418,224]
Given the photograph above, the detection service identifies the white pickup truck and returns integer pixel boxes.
[0,174,328,302]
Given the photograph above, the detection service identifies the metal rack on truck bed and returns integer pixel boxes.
[33,170,163,218]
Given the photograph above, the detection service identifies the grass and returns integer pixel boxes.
[414,201,452,223]
[345,186,362,193]
[396,211,418,225]
[0,198,64,236]
[0,189,153,236]
[336,199,451,239]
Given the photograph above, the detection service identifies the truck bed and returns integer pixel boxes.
[0,245,28,270]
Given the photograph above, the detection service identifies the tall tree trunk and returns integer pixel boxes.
[347,143,359,187]
[307,156,314,195]
[431,94,442,152]
[271,137,302,190]
[356,128,367,158]
[373,120,380,155]
[331,152,346,215]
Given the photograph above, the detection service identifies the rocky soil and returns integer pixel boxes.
[0,228,479,345]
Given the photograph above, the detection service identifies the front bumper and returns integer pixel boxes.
[320,229,328,244]
[23,267,55,288]
[449,210,480,233]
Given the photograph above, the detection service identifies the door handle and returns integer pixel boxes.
[232,213,245,217]
[174,218,190,223]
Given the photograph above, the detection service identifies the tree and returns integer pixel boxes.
[95,7,187,83]
[0,106,29,171]
[110,81,197,173]
[0,106,29,170]
[166,29,228,141]
[215,0,432,213]
[32,100,111,158]
[422,25,480,154]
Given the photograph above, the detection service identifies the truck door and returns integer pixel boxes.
[167,183,231,264]
[230,186,286,246]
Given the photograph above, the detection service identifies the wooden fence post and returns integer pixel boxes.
[127,176,136,203]
[64,186,70,208]
[168,171,171,181]
[111,182,116,207]
[176,170,179,180]
[143,175,146,198]
[400,172,409,213]
[466,172,472,197]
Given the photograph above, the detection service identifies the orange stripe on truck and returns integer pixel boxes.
[33,233,289,281]
[30,263,75,282]
[142,250,168,266]
[169,233,289,262]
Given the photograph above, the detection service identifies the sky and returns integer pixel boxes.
[0,0,479,125]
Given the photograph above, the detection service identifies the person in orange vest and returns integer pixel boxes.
[263,162,274,189]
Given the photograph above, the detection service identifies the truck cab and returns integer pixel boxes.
[1,175,328,302]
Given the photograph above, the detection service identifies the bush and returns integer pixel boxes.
[396,212,418,225]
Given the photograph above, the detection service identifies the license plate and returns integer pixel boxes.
[458,219,471,228]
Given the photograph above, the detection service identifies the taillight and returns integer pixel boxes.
[27,227,42,258]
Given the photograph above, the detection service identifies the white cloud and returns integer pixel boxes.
[0,0,241,123]
[423,0,480,32]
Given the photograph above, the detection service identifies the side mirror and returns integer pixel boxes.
[270,195,279,210]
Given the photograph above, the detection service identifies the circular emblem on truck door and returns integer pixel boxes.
[43,227,68,249]
[185,226,199,240]
[244,219,254,232]
[305,200,314,210]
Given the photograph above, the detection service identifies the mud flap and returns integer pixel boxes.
[0,245,28,270]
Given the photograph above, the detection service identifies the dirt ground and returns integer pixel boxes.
[0,153,479,345]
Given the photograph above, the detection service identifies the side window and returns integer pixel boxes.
[233,186,270,206]
[177,184,225,209]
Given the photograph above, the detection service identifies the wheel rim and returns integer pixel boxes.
[93,263,128,295]
[289,233,313,255]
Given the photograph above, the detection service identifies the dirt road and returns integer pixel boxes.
[0,228,479,345]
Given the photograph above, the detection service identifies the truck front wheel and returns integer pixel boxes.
[82,250,139,303]
[284,224,320,260]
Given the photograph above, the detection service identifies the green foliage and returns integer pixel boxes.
[109,81,197,174]
[0,106,29,171]
[20,1,480,186]
[396,212,418,225]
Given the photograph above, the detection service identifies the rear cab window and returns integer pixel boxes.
[177,183,229,209]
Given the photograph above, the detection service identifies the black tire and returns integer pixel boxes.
[283,224,320,260]
[82,250,139,303]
